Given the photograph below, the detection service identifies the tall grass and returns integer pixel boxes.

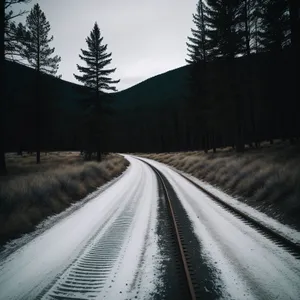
[143,141,300,229]
[0,153,129,244]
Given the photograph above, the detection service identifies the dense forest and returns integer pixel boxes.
[1,0,300,173]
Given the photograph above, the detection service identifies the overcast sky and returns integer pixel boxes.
[12,0,197,91]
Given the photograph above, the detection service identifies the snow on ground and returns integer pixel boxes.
[137,156,300,246]
[138,156,300,300]
[0,156,161,300]
[0,172,126,261]
[179,169,300,245]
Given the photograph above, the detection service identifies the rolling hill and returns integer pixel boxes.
[4,60,191,152]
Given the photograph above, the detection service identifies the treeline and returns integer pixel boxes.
[1,1,119,174]
[183,0,300,152]
[110,0,299,154]
[2,0,300,174]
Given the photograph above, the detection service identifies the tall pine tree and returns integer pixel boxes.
[186,0,209,63]
[20,3,61,163]
[206,0,243,59]
[21,4,61,75]
[74,22,119,161]
[4,0,31,61]
[251,0,265,53]
[260,0,290,52]
[186,0,211,152]
[2,0,31,174]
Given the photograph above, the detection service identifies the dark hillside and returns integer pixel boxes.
[113,65,191,110]
[4,49,299,154]
[4,61,191,152]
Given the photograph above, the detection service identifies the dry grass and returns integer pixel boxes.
[0,152,129,244]
[142,140,300,229]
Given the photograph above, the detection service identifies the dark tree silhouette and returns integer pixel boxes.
[186,0,212,152]
[21,4,61,75]
[74,22,119,161]
[206,0,243,59]
[4,0,31,61]
[5,22,28,61]
[251,0,265,53]
[260,0,290,52]
[1,0,31,174]
[287,0,300,51]
[20,3,61,163]
[186,0,209,64]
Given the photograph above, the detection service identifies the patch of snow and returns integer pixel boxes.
[179,170,300,246]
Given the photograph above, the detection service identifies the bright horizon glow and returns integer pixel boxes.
[11,0,197,91]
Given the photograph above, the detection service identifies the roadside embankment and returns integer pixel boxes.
[141,141,300,230]
[0,152,129,244]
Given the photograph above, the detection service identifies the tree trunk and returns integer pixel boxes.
[36,19,41,165]
[203,133,208,153]
[86,151,92,161]
[236,97,245,153]
[0,0,7,175]
[212,130,216,153]
[36,71,41,164]
[97,150,102,162]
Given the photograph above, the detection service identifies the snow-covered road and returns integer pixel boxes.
[0,156,160,300]
[0,155,300,300]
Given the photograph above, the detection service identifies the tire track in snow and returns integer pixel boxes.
[41,165,147,300]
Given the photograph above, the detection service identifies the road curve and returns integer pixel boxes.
[0,156,160,300]
[0,155,299,300]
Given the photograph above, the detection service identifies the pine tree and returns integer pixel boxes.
[2,0,31,174]
[20,4,60,164]
[260,0,290,52]
[5,22,28,61]
[186,0,209,64]
[186,0,211,152]
[21,4,61,75]
[238,0,251,56]
[251,0,265,53]
[74,22,120,161]
[206,0,243,59]
[4,0,31,61]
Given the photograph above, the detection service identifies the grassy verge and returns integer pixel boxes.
[0,152,129,244]
[141,141,300,230]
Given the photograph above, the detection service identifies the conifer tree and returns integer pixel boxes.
[186,0,209,64]
[260,0,290,52]
[20,3,61,163]
[4,0,31,61]
[186,0,211,152]
[251,0,265,53]
[2,0,31,174]
[206,0,243,59]
[74,22,120,161]
[21,4,61,75]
